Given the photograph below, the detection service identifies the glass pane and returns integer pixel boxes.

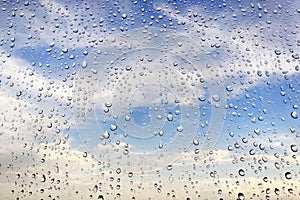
[0,0,299,199]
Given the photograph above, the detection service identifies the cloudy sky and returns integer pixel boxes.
[0,0,299,199]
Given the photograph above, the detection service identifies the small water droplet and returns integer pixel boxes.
[198,95,206,101]
[82,60,87,68]
[193,139,199,146]
[125,115,131,121]
[126,65,132,71]
[226,85,233,92]
[177,125,183,132]
[292,53,299,59]
[83,152,87,158]
[123,149,129,155]
[212,95,220,102]
[128,172,133,178]
[274,49,281,55]
[40,174,46,183]
[116,168,121,174]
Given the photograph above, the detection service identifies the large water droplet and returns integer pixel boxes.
[238,169,245,176]
[291,111,298,119]
[237,192,245,200]
[103,131,110,139]
[285,172,292,179]
[290,144,298,152]
[110,124,117,131]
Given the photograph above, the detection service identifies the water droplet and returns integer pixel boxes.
[158,143,163,149]
[121,13,127,19]
[212,95,220,102]
[82,60,87,68]
[226,85,233,92]
[193,139,199,146]
[167,165,173,170]
[168,175,174,183]
[105,102,112,107]
[123,149,129,155]
[116,168,121,174]
[237,193,245,200]
[177,125,183,132]
[40,174,46,182]
[126,65,132,71]
[290,144,298,152]
[159,130,164,136]
[291,111,298,119]
[274,49,281,55]
[125,115,131,121]
[103,131,110,139]
[198,95,206,101]
[292,53,299,59]
[167,114,173,121]
[62,48,68,53]
[285,172,292,179]
[238,169,245,176]
[83,152,87,158]
[110,124,117,131]
[128,172,133,178]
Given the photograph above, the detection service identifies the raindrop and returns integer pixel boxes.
[105,102,112,107]
[83,152,87,158]
[116,168,121,174]
[238,169,245,176]
[212,95,220,102]
[103,131,110,139]
[290,144,298,152]
[292,53,299,59]
[128,172,133,178]
[237,193,245,200]
[285,172,292,180]
[177,125,183,132]
[110,124,117,131]
[168,175,174,183]
[274,49,281,55]
[158,130,164,136]
[62,48,68,53]
[121,13,127,19]
[125,115,131,121]
[40,174,46,183]
[290,111,298,119]
[123,149,129,155]
[126,65,132,71]
[167,114,173,121]
[198,95,206,101]
[82,60,87,68]
[226,85,233,92]
[193,139,199,146]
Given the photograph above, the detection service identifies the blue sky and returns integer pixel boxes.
[0,0,299,199]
